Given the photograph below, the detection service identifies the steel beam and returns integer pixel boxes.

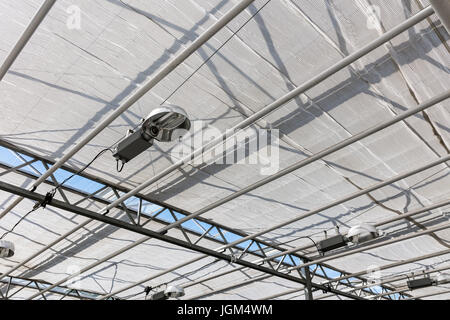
[99,150,450,299]
[404,289,450,300]
[1,7,441,300]
[0,143,379,300]
[186,201,450,300]
[0,181,365,300]
[274,260,450,301]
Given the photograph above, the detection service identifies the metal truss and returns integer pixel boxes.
[188,262,411,300]
[0,3,443,302]
[0,141,409,300]
[0,6,442,301]
[0,274,104,300]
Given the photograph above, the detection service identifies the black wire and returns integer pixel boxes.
[5,147,118,238]
[116,159,125,173]
[0,207,38,240]
[298,236,321,254]
[160,0,273,105]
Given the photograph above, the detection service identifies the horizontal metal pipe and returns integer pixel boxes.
[404,289,450,300]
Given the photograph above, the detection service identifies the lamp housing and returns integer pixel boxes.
[164,285,185,298]
[0,240,15,258]
[407,277,435,290]
[113,105,190,164]
[346,224,380,244]
[317,234,347,254]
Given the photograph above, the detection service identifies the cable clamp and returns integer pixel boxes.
[33,191,54,210]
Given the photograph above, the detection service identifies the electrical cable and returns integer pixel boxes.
[3,147,120,238]
[0,207,38,240]
[40,147,118,211]
[296,236,320,254]
[160,0,273,105]
[116,159,125,173]
[52,147,114,193]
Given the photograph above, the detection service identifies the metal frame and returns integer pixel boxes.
[0,179,370,300]
[98,91,450,299]
[4,121,450,300]
[264,250,450,300]
[0,102,445,300]
[0,3,447,300]
[404,289,450,300]
[0,139,414,298]
[0,274,106,300]
[0,140,386,300]
[0,0,256,217]
[190,228,450,300]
